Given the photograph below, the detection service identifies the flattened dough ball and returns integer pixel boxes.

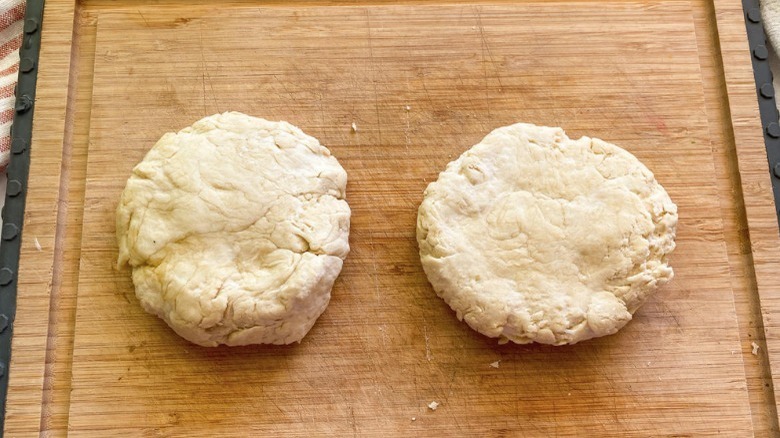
[417,123,677,345]
[116,112,350,347]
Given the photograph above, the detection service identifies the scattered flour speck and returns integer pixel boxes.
[489,360,501,369]
[428,401,439,411]
[752,341,760,356]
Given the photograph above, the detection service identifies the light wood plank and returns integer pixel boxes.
[714,0,780,429]
[8,0,780,436]
[3,1,75,435]
[68,3,752,435]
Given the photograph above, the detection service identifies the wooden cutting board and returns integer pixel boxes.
[6,0,780,436]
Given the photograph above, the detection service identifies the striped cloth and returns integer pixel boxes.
[762,1,780,124]
[763,0,780,50]
[0,0,24,171]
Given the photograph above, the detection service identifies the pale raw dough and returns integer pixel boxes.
[417,123,677,345]
[116,112,350,347]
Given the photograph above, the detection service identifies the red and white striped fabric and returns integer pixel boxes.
[0,0,24,171]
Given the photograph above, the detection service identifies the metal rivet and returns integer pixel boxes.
[2,224,18,241]
[761,83,775,98]
[20,58,34,73]
[0,314,8,334]
[748,8,762,23]
[11,138,27,154]
[7,180,21,197]
[754,45,769,61]
[774,163,780,178]
[767,123,780,138]
[24,18,38,34]
[15,95,32,113]
[0,268,14,286]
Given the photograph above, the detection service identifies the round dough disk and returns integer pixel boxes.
[116,112,350,347]
[417,123,677,345]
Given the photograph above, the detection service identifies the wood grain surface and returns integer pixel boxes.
[63,2,753,436]
[5,0,780,436]
[1,0,77,435]
[715,0,780,426]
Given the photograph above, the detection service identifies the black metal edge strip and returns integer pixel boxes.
[743,0,780,229]
[0,0,45,433]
